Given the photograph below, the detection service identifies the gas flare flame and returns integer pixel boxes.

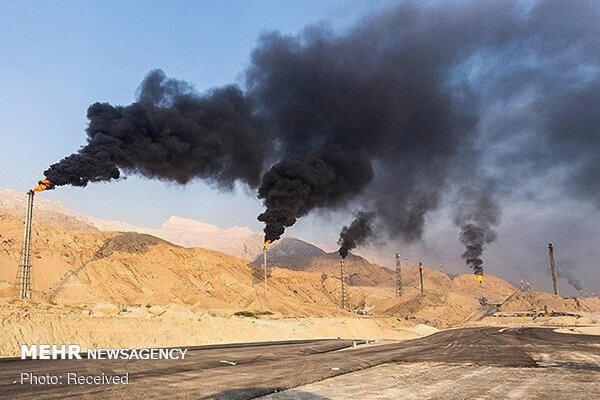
[476,271,483,285]
[263,240,271,249]
[33,179,55,192]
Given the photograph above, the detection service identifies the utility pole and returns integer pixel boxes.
[395,252,403,297]
[548,243,559,296]
[17,190,34,300]
[340,258,347,310]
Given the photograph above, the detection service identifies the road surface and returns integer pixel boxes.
[1,327,599,399]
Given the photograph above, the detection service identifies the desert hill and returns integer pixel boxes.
[1,188,393,285]
[255,238,394,286]
[1,189,599,357]
[1,208,522,327]
[304,252,394,286]
[0,212,344,316]
[500,291,600,314]
[4,187,595,329]
[258,237,325,270]
[0,188,320,261]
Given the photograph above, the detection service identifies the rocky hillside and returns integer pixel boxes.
[260,237,326,270]
[305,252,395,287]
[0,188,317,261]
[254,237,394,286]
[0,209,525,327]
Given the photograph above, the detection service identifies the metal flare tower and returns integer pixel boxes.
[548,243,559,296]
[395,252,403,297]
[340,258,348,310]
[263,244,268,304]
[16,190,35,300]
[419,262,424,294]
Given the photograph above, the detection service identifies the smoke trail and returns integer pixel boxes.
[251,0,600,253]
[337,212,375,258]
[257,149,373,242]
[43,1,600,267]
[558,270,583,292]
[454,196,501,274]
[44,70,266,190]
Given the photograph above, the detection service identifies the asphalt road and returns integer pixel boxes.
[1,327,599,400]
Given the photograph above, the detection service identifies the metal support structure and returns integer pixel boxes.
[263,246,268,305]
[395,252,403,297]
[419,262,424,294]
[548,243,559,296]
[17,190,34,300]
[340,258,347,310]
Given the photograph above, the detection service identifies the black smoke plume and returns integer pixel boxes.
[257,149,373,242]
[45,70,266,190]
[44,1,600,272]
[454,196,501,274]
[250,0,600,257]
[337,212,375,258]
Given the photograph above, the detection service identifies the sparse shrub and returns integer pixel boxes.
[234,310,256,317]
[233,310,273,317]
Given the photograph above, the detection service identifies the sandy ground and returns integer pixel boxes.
[468,315,600,327]
[0,300,427,357]
[554,326,600,335]
[259,362,600,400]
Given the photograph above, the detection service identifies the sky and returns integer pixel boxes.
[0,0,379,228]
[1,1,598,296]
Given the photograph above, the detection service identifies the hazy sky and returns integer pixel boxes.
[1,1,598,295]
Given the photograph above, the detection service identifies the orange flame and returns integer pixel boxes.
[264,240,271,249]
[33,179,55,192]
[476,272,483,284]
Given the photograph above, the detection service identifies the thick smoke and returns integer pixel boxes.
[44,1,600,274]
[250,0,600,260]
[257,149,373,242]
[337,212,375,258]
[454,196,501,274]
[45,70,266,190]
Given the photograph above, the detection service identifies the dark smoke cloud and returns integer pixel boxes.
[257,149,373,242]
[45,1,600,275]
[558,269,583,292]
[45,70,266,190]
[337,212,375,258]
[454,195,501,274]
[249,0,600,259]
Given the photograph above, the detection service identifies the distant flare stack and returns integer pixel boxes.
[395,252,403,298]
[262,240,270,305]
[339,256,348,310]
[33,179,55,192]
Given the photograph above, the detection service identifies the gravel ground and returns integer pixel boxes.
[259,362,600,400]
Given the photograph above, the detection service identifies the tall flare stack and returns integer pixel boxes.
[16,190,35,299]
[16,179,55,300]
[340,257,347,310]
[548,243,559,296]
[419,262,424,294]
[263,241,270,305]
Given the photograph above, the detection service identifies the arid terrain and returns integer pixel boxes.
[1,188,599,358]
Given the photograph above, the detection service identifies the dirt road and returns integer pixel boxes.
[1,327,598,399]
